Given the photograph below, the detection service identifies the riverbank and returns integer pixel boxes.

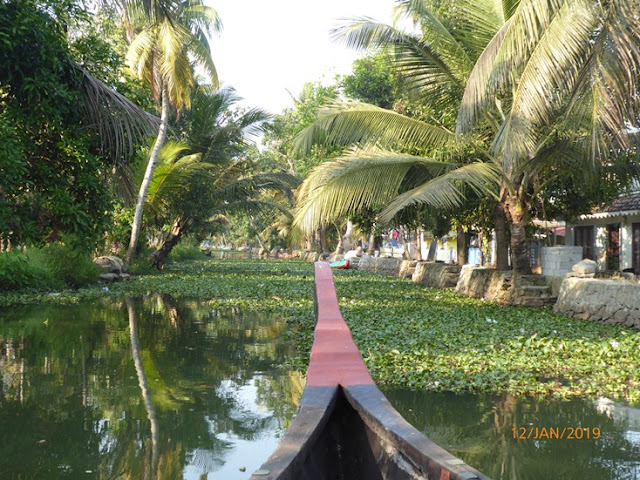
[2,257,639,404]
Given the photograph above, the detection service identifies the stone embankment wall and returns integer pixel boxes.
[541,246,584,277]
[358,256,402,276]
[455,266,555,306]
[554,278,640,329]
[412,262,461,288]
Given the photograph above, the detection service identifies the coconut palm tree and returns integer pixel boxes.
[123,0,221,264]
[292,0,504,261]
[457,0,640,272]
[139,87,299,267]
[293,0,640,274]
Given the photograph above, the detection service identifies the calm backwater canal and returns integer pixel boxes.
[2,295,639,479]
[383,388,640,480]
[0,297,298,479]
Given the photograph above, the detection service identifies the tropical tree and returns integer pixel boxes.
[123,0,221,264]
[0,0,157,249]
[293,0,640,274]
[456,0,640,272]
[140,87,299,267]
[292,0,502,262]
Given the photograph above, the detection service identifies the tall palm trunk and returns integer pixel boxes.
[249,216,267,251]
[427,238,437,261]
[342,219,354,252]
[366,227,376,255]
[456,225,469,265]
[126,84,170,265]
[494,203,509,271]
[334,223,345,254]
[148,216,192,269]
[414,228,423,261]
[504,192,532,275]
[318,225,329,253]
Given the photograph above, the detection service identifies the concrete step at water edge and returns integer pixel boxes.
[518,296,557,307]
[518,275,548,286]
[518,285,553,297]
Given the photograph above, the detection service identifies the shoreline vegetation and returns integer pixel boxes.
[1,257,639,405]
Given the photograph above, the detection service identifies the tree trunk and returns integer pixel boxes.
[334,223,345,254]
[504,193,532,275]
[494,203,510,271]
[318,225,329,253]
[427,238,437,261]
[413,228,423,261]
[249,216,267,252]
[456,225,468,265]
[126,84,170,265]
[147,216,191,269]
[342,220,354,252]
[366,228,376,255]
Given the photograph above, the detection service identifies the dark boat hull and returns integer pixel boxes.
[250,263,489,480]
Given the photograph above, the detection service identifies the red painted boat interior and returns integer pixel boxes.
[249,262,490,480]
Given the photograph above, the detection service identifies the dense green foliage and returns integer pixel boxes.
[0,240,98,291]
[2,258,639,404]
[341,52,399,109]
[0,1,112,248]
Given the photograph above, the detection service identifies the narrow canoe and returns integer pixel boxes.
[250,262,490,480]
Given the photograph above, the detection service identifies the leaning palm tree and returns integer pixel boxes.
[293,0,640,274]
[139,87,300,267]
[124,0,221,264]
[456,0,640,272]
[292,0,504,257]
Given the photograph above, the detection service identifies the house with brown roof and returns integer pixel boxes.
[565,191,640,274]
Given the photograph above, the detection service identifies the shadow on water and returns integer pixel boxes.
[0,296,301,480]
[383,388,640,480]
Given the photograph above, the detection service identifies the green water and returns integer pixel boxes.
[3,295,640,480]
[0,297,298,480]
[383,388,640,480]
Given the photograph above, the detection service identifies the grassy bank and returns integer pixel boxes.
[2,257,639,404]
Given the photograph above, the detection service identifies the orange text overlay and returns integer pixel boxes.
[512,426,601,440]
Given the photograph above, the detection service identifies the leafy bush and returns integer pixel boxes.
[31,242,99,288]
[0,250,56,291]
[0,240,98,291]
[128,251,155,275]
[168,238,203,263]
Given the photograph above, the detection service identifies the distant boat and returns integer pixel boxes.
[250,262,489,480]
[329,258,350,269]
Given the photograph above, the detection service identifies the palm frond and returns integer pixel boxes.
[332,17,468,103]
[294,101,454,155]
[564,0,640,160]
[145,153,203,215]
[493,0,597,163]
[393,0,475,75]
[458,0,566,133]
[379,161,500,223]
[293,148,459,234]
[76,65,159,164]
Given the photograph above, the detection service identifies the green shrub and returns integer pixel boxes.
[0,250,57,291]
[169,238,203,263]
[0,240,99,291]
[128,252,155,275]
[29,242,99,288]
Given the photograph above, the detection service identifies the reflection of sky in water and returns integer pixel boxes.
[0,298,294,480]
[184,376,283,480]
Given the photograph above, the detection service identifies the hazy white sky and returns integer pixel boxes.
[207,0,395,114]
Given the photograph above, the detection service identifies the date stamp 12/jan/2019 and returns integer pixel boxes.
[512,426,601,440]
